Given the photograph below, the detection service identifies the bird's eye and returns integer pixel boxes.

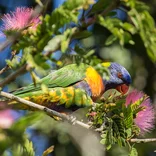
[117,72,122,79]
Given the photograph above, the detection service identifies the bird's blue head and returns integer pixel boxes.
[102,62,132,94]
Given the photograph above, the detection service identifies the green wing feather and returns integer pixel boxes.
[13,63,89,96]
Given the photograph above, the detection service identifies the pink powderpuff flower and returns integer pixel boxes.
[125,90,155,135]
[0,7,40,36]
[0,109,18,129]
[0,102,19,129]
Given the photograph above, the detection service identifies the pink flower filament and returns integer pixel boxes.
[1,7,40,33]
[125,90,155,134]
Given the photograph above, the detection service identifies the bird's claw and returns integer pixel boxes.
[95,122,106,132]
[68,115,76,125]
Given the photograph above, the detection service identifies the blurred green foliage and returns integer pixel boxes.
[0,112,43,155]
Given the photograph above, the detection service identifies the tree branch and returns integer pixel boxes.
[0,91,90,129]
[130,138,156,143]
[0,66,10,75]
[0,90,156,144]
[0,50,17,75]
[84,0,120,27]
[0,64,27,88]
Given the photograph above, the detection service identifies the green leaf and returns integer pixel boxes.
[105,35,117,45]
[123,32,132,44]
[122,23,137,34]
[11,112,44,132]
[34,54,50,70]
[126,1,156,62]
[44,28,76,53]
[129,147,138,156]
[112,116,126,147]
[74,45,86,55]
[0,112,44,154]
[100,133,107,145]
[72,30,92,39]
[42,146,54,156]
[98,16,133,46]
[61,40,69,53]
[84,49,95,58]
[6,56,21,69]
[130,97,144,115]
[126,128,132,138]
[123,105,133,129]
[24,52,49,74]
[63,0,93,10]
[37,34,51,50]
[24,139,35,155]
[90,0,113,14]
[49,0,92,30]
[11,138,35,156]
[44,35,64,52]
[100,131,112,150]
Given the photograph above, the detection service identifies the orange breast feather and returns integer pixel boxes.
[84,67,105,100]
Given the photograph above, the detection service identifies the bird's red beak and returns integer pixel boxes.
[116,84,129,94]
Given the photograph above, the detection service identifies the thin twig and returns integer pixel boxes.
[130,138,156,143]
[0,36,15,52]
[0,91,90,129]
[0,66,10,75]
[84,0,120,27]
[0,64,27,88]
[0,50,17,75]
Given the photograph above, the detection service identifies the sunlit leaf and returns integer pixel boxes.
[42,145,54,156]
[11,138,35,156]
[129,147,138,156]
[105,35,117,45]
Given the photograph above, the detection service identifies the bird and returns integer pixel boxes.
[8,62,131,112]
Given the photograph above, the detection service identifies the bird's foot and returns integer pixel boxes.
[68,115,77,125]
[95,123,106,132]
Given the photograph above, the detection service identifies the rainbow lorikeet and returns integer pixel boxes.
[9,62,131,112]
